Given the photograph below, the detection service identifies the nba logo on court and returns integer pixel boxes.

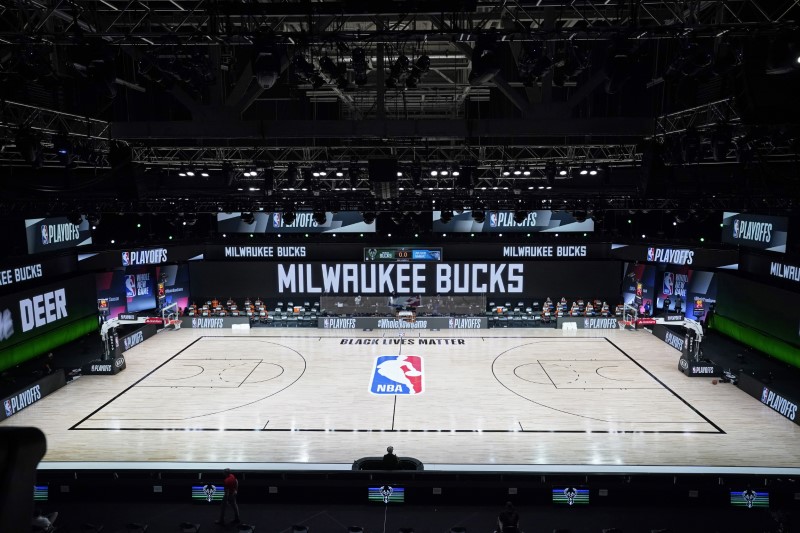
[663,272,675,295]
[647,247,655,261]
[370,356,423,395]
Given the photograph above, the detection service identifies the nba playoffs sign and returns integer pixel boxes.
[217,212,375,234]
[25,216,92,254]
[556,317,619,329]
[121,248,168,266]
[432,210,594,233]
[186,316,249,328]
[611,244,738,269]
[738,373,800,426]
[0,370,65,421]
[318,317,487,329]
[721,212,788,253]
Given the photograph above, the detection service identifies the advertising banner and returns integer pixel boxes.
[432,210,594,233]
[0,370,66,421]
[721,212,788,253]
[185,316,250,328]
[318,316,487,330]
[738,373,800,426]
[81,355,127,375]
[206,243,611,262]
[25,217,92,254]
[190,261,620,299]
[0,255,78,295]
[738,251,800,291]
[217,212,376,234]
[611,244,739,270]
[0,275,97,354]
[556,317,620,329]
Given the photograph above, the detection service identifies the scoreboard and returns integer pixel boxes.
[364,247,443,262]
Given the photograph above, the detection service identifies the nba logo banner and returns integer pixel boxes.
[124,275,137,298]
[121,251,130,266]
[663,272,675,295]
[370,356,423,395]
[647,247,655,261]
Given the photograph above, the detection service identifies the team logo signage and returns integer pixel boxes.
[122,248,168,266]
[761,386,798,421]
[370,355,423,395]
[769,261,800,283]
[722,212,788,253]
[25,216,92,254]
[664,331,685,351]
[646,247,694,265]
[125,273,152,298]
[119,313,136,321]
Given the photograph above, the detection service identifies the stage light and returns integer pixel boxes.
[452,170,460,176]
[285,163,299,189]
[406,54,430,89]
[336,170,344,177]
[440,210,453,224]
[472,210,486,223]
[292,54,325,89]
[313,210,327,225]
[430,170,438,177]
[469,34,501,86]
[386,55,410,89]
[252,33,281,90]
[319,56,348,89]
[283,211,296,225]
[15,128,43,168]
[513,211,527,224]
[241,212,255,225]
[352,47,369,86]
[579,169,588,176]
[502,168,511,176]
[178,168,187,177]
[440,170,449,176]
[589,169,598,176]
[186,169,195,177]
[362,211,377,225]
[201,166,210,177]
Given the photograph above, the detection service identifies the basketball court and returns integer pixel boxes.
[4,327,800,474]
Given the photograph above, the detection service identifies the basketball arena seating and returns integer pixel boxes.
[484,298,624,328]
[186,299,322,327]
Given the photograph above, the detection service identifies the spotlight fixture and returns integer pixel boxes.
[469,34,501,86]
[241,212,256,225]
[283,210,296,225]
[385,55,410,89]
[285,163,299,189]
[513,211,527,224]
[472,210,486,223]
[292,54,325,89]
[352,47,370,86]
[66,213,83,225]
[406,54,431,89]
[15,128,43,169]
[319,56,349,89]
[361,211,377,225]
[313,210,327,225]
[440,210,453,224]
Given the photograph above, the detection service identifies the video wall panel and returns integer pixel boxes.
[716,273,800,348]
[189,261,620,300]
[621,262,717,319]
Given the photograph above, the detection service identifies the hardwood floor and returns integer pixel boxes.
[4,327,799,473]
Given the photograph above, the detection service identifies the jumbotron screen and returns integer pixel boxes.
[730,490,769,509]
[552,487,589,506]
[368,485,405,504]
[192,484,224,503]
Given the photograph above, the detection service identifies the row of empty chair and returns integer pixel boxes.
[186,299,321,327]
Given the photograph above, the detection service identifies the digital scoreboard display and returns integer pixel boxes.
[368,485,405,503]
[364,247,442,262]
[730,490,769,509]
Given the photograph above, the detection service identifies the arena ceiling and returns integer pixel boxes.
[0,0,799,216]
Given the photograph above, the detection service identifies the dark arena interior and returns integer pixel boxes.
[2,1,800,532]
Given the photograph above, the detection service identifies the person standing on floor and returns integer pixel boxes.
[216,468,240,525]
